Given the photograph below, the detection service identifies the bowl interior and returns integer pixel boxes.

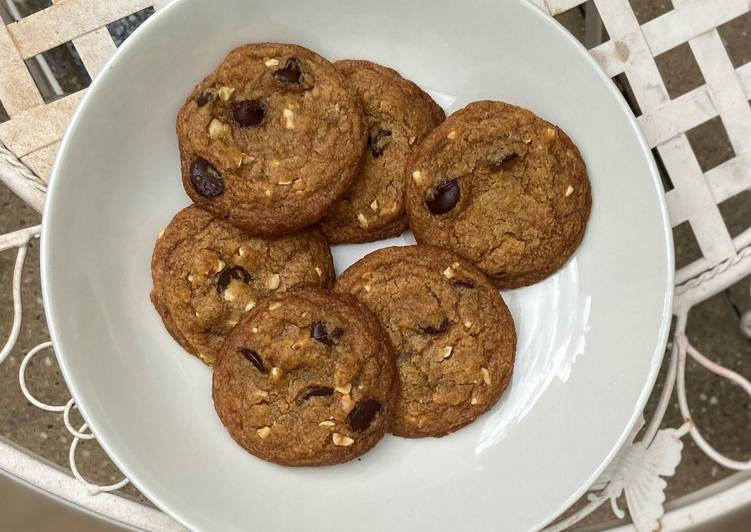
[42,0,673,530]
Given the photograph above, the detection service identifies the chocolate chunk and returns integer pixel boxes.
[310,322,343,346]
[231,99,265,127]
[488,151,518,172]
[420,318,449,335]
[425,179,460,214]
[272,57,304,85]
[347,400,381,431]
[298,386,334,402]
[190,157,224,197]
[452,280,475,289]
[239,348,266,373]
[217,265,252,292]
[196,90,213,107]
[368,128,392,158]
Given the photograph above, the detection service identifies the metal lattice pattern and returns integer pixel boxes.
[530,0,751,285]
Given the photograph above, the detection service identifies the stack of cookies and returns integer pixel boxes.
[151,42,591,466]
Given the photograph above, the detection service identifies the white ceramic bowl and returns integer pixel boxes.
[41,0,673,530]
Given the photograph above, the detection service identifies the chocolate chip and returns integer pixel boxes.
[347,400,381,431]
[231,99,265,127]
[420,318,449,335]
[452,280,475,289]
[298,386,334,402]
[196,90,213,107]
[425,179,460,214]
[239,348,266,373]
[310,322,343,346]
[272,57,304,85]
[368,128,392,158]
[216,265,252,292]
[190,157,224,197]
[488,151,518,172]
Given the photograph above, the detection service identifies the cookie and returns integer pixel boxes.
[177,43,367,236]
[212,288,398,466]
[319,60,445,243]
[405,101,591,288]
[335,245,515,437]
[150,206,334,365]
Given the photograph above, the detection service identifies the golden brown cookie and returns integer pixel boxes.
[405,101,591,288]
[177,43,367,236]
[319,60,445,243]
[335,245,515,437]
[150,206,334,365]
[212,288,398,466]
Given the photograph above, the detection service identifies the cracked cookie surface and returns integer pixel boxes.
[212,288,397,466]
[177,43,367,236]
[150,206,334,365]
[405,101,591,288]
[319,60,445,243]
[335,245,515,437]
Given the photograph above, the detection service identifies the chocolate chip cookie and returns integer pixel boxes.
[335,245,515,437]
[151,206,334,365]
[177,43,367,236]
[319,60,445,243]
[405,101,591,288]
[212,288,398,466]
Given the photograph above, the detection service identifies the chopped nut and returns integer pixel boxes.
[442,266,455,279]
[264,58,279,67]
[277,179,293,186]
[257,426,271,439]
[315,266,323,277]
[470,396,479,405]
[319,420,335,427]
[357,213,369,228]
[282,108,295,129]
[227,318,238,327]
[245,301,256,312]
[463,320,472,329]
[223,288,237,302]
[332,433,354,447]
[187,274,195,283]
[238,246,248,257]
[545,127,556,138]
[253,389,269,400]
[242,153,255,164]
[440,346,453,359]
[412,170,423,183]
[228,150,245,167]
[481,367,491,385]
[565,185,575,197]
[447,130,458,140]
[157,229,165,239]
[266,273,281,290]
[408,136,417,145]
[215,260,226,272]
[340,394,355,413]
[523,137,532,144]
[251,327,259,333]
[270,367,282,380]
[369,199,379,212]
[363,285,371,293]
[452,262,460,268]
[335,383,352,395]
[269,302,282,310]
[264,189,272,197]
[209,118,231,139]
[216,86,235,101]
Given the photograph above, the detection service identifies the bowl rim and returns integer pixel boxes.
[40,0,675,530]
